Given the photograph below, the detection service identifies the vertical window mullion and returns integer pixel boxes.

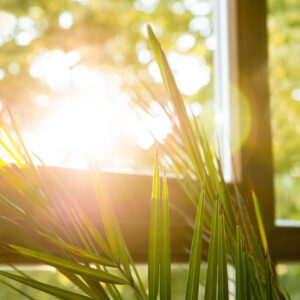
[214,0,240,183]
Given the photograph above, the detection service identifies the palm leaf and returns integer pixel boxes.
[204,201,219,300]
[185,190,205,300]
[236,226,246,300]
[160,174,171,300]
[147,25,209,197]
[217,214,228,300]
[252,191,269,256]
[0,278,35,300]
[0,271,93,300]
[148,154,160,300]
[38,233,116,267]
[9,245,128,284]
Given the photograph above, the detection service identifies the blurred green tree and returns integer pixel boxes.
[268,0,300,220]
[0,0,214,170]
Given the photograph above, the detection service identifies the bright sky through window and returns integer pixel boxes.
[2,48,175,169]
[0,1,215,171]
[0,39,211,169]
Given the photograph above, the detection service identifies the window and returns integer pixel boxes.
[267,1,300,293]
[0,0,298,257]
[223,0,300,262]
[268,0,300,222]
[1,0,300,297]
[0,0,215,262]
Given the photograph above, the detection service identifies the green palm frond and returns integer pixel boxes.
[0,25,286,300]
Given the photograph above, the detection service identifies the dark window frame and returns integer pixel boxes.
[232,0,300,261]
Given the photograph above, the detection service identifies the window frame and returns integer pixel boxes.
[231,0,300,261]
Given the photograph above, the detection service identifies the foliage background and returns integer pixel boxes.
[268,0,300,220]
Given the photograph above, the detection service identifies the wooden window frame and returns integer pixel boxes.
[232,0,300,261]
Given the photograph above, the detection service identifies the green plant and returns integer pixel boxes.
[0,26,286,299]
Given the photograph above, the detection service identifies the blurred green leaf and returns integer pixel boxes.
[204,201,219,300]
[148,154,160,300]
[160,174,171,300]
[0,271,93,300]
[185,190,205,300]
[38,233,116,267]
[252,192,269,256]
[9,245,128,285]
[217,214,228,300]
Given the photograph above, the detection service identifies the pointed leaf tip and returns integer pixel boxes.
[147,24,154,38]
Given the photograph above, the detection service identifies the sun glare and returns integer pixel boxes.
[8,44,212,170]
[1,38,210,170]
[24,96,118,168]
[20,54,174,169]
[22,91,173,169]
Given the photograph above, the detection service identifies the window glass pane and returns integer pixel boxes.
[268,0,300,220]
[0,1,215,172]
[277,263,300,298]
